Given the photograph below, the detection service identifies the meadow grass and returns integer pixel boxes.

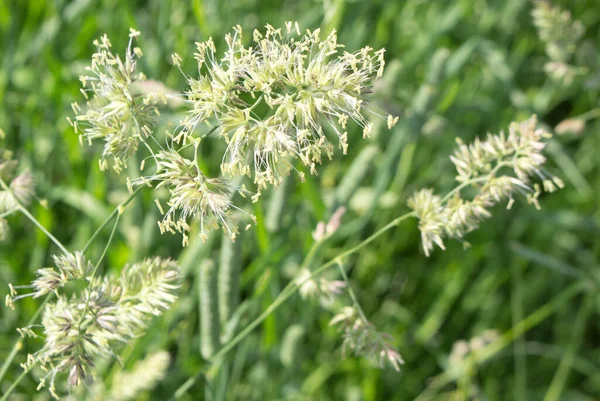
[0,0,598,400]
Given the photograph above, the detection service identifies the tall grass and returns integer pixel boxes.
[0,1,598,400]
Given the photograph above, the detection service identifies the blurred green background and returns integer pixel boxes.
[1,0,599,400]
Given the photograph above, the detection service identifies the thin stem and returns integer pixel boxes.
[302,238,324,269]
[77,212,121,333]
[0,369,28,401]
[0,294,51,392]
[94,212,121,271]
[0,207,18,218]
[245,94,264,114]
[440,160,513,204]
[336,261,369,324]
[170,211,416,399]
[440,177,488,203]
[82,186,143,253]
[0,178,68,254]
[201,125,220,139]
[0,341,22,383]
[0,295,51,384]
[414,282,586,401]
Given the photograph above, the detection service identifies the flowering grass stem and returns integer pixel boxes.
[171,210,416,399]
[0,368,29,401]
[0,207,18,218]
[76,212,121,334]
[82,185,144,253]
[0,177,68,254]
[336,261,369,324]
[1,186,139,399]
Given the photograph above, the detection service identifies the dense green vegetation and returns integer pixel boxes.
[1,0,598,400]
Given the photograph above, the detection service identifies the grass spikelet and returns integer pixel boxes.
[108,351,171,401]
[218,232,242,326]
[279,324,305,368]
[265,176,293,233]
[199,259,220,359]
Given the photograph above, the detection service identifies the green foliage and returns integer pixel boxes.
[0,0,599,400]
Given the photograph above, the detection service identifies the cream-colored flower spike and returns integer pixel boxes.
[409,115,563,256]
[174,22,397,189]
[70,29,166,173]
[136,150,255,242]
[10,256,180,398]
[76,25,398,246]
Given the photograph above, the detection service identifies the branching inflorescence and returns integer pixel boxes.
[173,23,394,186]
[2,23,398,399]
[70,29,165,173]
[532,0,585,84]
[1,19,568,400]
[330,306,403,372]
[408,116,563,256]
[74,23,397,243]
[7,254,179,398]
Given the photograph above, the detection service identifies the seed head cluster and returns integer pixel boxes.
[408,115,563,256]
[0,146,35,241]
[330,306,404,372]
[174,22,394,189]
[70,29,165,173]
[76,24,396,244]
[7,254,179,399]
[137,150,254,243]
[532,1,585,84]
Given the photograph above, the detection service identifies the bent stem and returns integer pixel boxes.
[0,178,68,254]
[170,211,417,399]
[336,260,370,325]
